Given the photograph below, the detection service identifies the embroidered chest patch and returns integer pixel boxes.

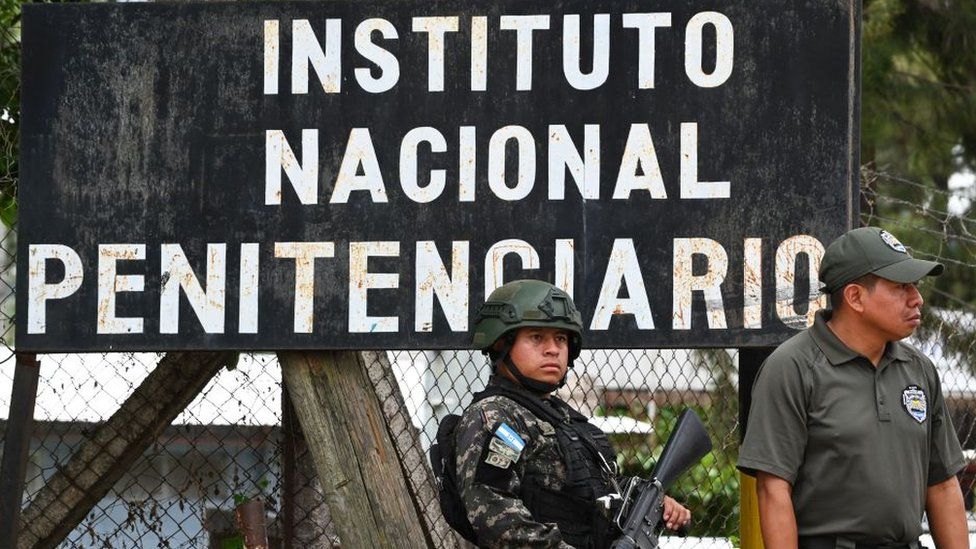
[902,385,927,423]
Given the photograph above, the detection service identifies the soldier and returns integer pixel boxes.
[738,227,968,549]
[455,279,690,548]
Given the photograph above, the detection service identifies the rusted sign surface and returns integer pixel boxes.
[18,0,859,351]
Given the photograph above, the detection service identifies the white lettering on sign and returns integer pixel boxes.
[275,242,335,334]
[264,123,733,205]
[349,241,400,333]
[563,14,610,91]
[554,239,575,298]
[672,238,728,330]
[470,16,488,91]
[263,12,735,94]
[355,18,400,93]
[499,15,550,91]
[775,235,826,329]
[263,20,279,95]
[97,244,146,334]
[332,128,387,203]
[24,237,832,341]
[590,238,654,330]
[743,237,763,329]
[614,124,667,199]
[412,16,460,92]
[160,243,227,334]
[415,241,469,332]
[680,122,730,199]
[266,129,318,205]
[28,244,84,334]
[685,12,734,88]
[401,127,447,203]
[485,239,540,296]
[458,126,477,202]
[488,125,536,201]
[622,13,672,89]
[548,125,600,200]
[239,243,260,334]
[291,19,342,94]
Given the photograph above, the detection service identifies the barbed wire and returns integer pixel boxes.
[861,214,976,246]
[861,188,976,231]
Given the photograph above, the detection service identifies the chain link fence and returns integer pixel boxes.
[2,350,744,548]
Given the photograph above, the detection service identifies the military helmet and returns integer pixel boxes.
[472,279,583,359]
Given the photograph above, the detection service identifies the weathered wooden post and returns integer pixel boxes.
[0,354,41,549]
[279,351,431,549]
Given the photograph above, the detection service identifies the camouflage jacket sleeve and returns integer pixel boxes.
[455,396,576,548]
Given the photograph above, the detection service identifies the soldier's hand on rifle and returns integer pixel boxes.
[662,496,690,531]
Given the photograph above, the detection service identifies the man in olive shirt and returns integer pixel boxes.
[738,227,968,549]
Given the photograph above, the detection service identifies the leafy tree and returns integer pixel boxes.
[861,0,976,308]
[0,0,20,228]
[862,0,976,181]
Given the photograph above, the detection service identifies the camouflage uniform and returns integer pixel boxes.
[455,376,616,548]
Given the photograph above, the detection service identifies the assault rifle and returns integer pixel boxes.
[610,409,713,549]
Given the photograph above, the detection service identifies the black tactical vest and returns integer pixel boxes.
[473,386,620,549]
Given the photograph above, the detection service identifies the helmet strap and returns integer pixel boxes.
[493,339,568,395]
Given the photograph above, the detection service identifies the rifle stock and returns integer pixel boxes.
[611,409,712,549]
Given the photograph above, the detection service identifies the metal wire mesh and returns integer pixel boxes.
[2,348,747,548]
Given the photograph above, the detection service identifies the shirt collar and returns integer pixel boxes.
[810,309,859,365]
[810,309,911,366]
[885,340,911,362]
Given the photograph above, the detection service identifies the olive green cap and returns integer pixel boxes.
[471,279,583,358]
[819,227,943,293]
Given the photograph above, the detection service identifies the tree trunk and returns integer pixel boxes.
[18,351,238,549]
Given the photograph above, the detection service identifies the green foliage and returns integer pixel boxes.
[615,406,740,538]
[861,0,976,313]
[232,477,269,506]
[219,534,245,549]
[0,0,20,228]
[860,0,976,311]
[862,0,976,181]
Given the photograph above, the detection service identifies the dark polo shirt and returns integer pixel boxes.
[738,310,965,543]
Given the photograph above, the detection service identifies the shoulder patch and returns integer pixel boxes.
[494,422,526,452]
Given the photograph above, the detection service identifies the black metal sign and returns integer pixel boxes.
[17,0,859,352]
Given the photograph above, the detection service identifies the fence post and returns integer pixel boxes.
[279,351,432,549]
[281,382,337,548]
[738,347,773,549]
[0,354,41,549]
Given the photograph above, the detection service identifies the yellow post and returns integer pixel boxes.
[739,473,764,549]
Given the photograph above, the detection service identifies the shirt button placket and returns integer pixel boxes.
[876,367,891,422]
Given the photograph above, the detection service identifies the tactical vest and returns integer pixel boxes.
[434,385,620,548]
